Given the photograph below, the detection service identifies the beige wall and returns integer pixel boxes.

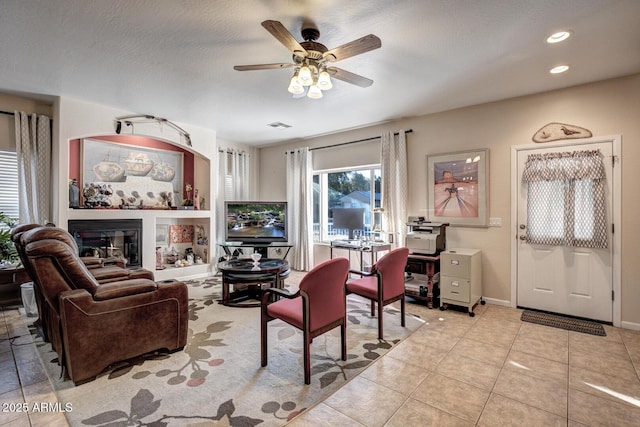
[0,93,53,149]
[257,73,640,326]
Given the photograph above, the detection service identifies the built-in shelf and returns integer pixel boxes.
[63,134,214,282]
[155,262,211,282]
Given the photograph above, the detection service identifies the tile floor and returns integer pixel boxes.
[2,302,640,426]
[288,303,640,427]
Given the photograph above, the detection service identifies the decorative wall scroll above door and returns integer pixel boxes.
[532,122,592,143]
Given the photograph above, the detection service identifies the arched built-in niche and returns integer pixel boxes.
[66,134,212,281]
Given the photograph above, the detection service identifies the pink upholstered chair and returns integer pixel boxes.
[260,257,350,384]
[346,247,409,339]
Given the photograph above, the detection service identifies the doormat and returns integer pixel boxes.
[521,310,606,336]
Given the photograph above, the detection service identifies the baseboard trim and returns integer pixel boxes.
[620,321,640,331]
[481,297,511,307]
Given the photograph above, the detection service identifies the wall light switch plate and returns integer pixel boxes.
[489,217,502,227]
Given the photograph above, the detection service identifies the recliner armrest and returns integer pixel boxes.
[93,279,158,301]
[81,257,103,268]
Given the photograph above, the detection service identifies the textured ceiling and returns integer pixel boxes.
[1,0,639,146]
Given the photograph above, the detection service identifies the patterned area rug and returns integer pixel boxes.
[31,272,428,426]
[521,310,606,336]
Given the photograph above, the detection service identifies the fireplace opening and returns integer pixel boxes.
[68,219,142,268]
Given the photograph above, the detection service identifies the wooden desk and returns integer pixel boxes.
[329,241,391,270]
[0,266,31,307]
[217,258,289,307]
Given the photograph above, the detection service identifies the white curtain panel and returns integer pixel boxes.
[380,130,408,247]
[216,149,250,250]
[286,147,313,271]
[15,111,51,224]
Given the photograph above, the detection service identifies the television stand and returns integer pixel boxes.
[219,242,293,260]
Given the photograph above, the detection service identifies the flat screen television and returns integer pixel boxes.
[332,207,365,240]
[225,201,288,243]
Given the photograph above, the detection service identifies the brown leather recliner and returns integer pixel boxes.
[22,226,189,385]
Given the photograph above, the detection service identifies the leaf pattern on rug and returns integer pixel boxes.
[30,276,428,427]
[82,388,263,427]
[261,400,307,422]
[128,322,231,387]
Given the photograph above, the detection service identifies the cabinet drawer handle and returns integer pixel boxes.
[451,281,459,287]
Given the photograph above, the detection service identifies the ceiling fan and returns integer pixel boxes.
[233,20,381,98]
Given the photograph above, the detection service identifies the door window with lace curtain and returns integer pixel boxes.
[522,149,608,248]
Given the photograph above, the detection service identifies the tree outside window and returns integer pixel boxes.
[313,167,381,242]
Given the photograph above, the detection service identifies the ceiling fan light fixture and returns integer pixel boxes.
[299,64,312,86]
[318,69,332,90]
[288,69,304,94]
[307,84,323,99]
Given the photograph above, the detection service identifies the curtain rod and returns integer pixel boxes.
[285,129,413,153]
[218,149,249,155]
[0,110,15,116]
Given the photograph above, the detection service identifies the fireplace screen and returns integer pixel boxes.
[68,219,142,267]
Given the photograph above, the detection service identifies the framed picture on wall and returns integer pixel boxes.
[81,138,184,208]
[426,149,489,227]
[155,225,168,245]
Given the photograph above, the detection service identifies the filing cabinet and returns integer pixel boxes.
[439,248,483,317]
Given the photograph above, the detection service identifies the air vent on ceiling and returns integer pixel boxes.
[267,121,292,129]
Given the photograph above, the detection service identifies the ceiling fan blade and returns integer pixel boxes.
[323,34,381,62]
[327,67,374,87]
[234,63,296,71]
[261,20,307,57]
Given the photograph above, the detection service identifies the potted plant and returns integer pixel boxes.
[0,212,19,266]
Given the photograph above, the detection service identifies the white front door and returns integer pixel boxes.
[515,140,614,322]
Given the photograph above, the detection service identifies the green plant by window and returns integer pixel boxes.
[0,212,19,264]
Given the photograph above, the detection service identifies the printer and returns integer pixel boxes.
[405,217,448,255]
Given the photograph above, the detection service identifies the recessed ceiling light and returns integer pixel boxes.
[547,31,571,44]
[550,65,570,74]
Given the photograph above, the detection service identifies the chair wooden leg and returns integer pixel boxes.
[377,300,384,340]
[261,313,268,367]
[370,300,375,317]
[304,330,311,384]
[340,321,347,361]
[401,295,406,327]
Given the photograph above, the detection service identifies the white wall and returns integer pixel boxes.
[257,73,640,326]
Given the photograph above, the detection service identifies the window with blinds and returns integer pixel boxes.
[0,149,19,222]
